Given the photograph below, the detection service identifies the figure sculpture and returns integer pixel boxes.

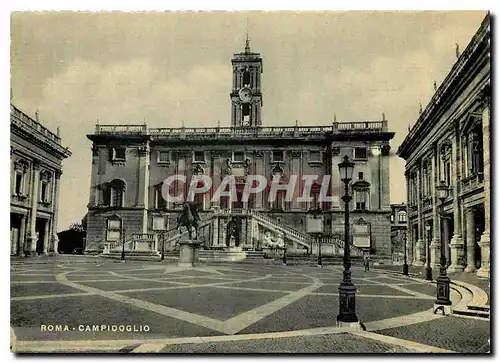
[175,202,201,240]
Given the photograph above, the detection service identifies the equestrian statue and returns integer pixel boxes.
[175,202,201,240]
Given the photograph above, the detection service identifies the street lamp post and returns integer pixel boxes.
[434,180,452,315]
[337,155,359,327]
[425,223,432,281]
[282,245,287,265]
[402,230,409,276]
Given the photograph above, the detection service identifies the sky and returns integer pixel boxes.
[10,11,487,231]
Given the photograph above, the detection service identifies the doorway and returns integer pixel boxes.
[474,206,485,268]
[35,218,47,255]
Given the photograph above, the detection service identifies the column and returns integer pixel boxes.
[254,151,265,210]
[26,160,40,256]
[464,208,477,273]
[89,144,99,206]
[42,219,50,255]
[291,151,301,210]
[240,218,247,247]
[137,143,150,234]
[220,218,227,248]
[18,215,26,256]
[405,172,414,264]
[380,145,391,211]
[246,216,254,247]
[430,142,441,267]
[211,152,221,209]
[212,214,220,246]
[50,170,62,254]
[448,124,464,273]
[414,164,425,266]
[478,91,490,277]
[330,146,341,210]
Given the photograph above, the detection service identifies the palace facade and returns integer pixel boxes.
[10,104,72,256]
[85,40,395,258]
[397,14,490,277]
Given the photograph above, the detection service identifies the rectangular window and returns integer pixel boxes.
[272,150,284,162]
[309,151,322,163]
[444,159,451,186]
[40,182,48,202]
[155,186,166,209]
[15,172,23,195]
[398,212,407,223]
[193,151,205,163]
[233,151,245,162]
[112,147,126,161]
[157,151,170,164]
[110,188,124,208]
[355,191,367,210]
[106,219,122,241]
[358,172,364,180]
[354,147,367,160]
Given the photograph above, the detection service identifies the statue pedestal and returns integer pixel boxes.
[178,239,200,268]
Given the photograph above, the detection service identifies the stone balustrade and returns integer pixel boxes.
[92,121,388,138]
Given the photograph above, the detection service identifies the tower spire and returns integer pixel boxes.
[245,18,251,53]
[245,32,250,53]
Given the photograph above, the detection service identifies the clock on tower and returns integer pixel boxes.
[230,37,263,127]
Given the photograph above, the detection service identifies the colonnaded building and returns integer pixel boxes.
[397,14,490,277]
[84,39,395,259]
[10,104,72,256]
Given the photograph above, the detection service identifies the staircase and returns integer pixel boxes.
[452,280,490,319]
[249,211,312,248]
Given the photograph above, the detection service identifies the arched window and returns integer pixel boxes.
[109,179,125,208]
[398,211,407,223]
[243,69,250,86]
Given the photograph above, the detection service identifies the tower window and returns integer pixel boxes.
[242,104,251,124]
[243,70,250,86]
[358,172,364,180]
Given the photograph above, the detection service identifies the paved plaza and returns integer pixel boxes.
[10,257,490,353]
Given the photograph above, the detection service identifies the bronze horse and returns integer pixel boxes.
[175,202,201,240]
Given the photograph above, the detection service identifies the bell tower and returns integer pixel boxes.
[230,35,263,127]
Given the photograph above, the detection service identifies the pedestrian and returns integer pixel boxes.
[364,254,370,272]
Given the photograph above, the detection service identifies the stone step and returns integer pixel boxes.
[453,309,490,319]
